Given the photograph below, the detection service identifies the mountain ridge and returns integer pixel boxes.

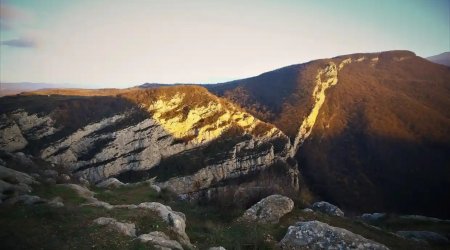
[1,50,449,218]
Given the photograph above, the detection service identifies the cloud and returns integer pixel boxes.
[1,37,37,48]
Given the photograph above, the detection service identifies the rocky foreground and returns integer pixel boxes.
[1,151,449,249]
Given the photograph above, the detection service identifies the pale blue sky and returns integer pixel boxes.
[0,0,449,88]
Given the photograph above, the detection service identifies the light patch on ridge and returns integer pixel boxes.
[291,59,348,156]
[147,92,281,143]
[339,58,352,70]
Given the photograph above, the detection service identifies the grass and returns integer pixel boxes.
[33,184,87,205]
[93,183,163,205]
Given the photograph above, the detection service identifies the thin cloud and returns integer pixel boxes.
[1,37,37,48]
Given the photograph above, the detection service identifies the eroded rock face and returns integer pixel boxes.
[0,87,298,200]
[137,231,183,250]
[0,115,28,152]
[311,201,344,217]
[279,220,389,250]
[93,217,136,237]
[239,195,294,224]
[159,139,280,194]
[10,110,59,140]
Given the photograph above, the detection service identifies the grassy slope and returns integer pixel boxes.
[2,182,448,250]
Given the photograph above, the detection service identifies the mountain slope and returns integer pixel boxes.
[427,52,450,67]
[210,50,450,218]
[0,86,298,203]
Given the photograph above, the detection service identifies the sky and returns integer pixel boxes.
[0,0,449,88]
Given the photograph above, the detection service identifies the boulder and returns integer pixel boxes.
[138,202,190,245]
[43,177,56,185]
[361,213,386,222]
[48,197,64,208]
[280,220,389,249]
[43,169,58,178]
[239,194,294,224]
[150,184,161,193]
[96,178,125,189]
[137,231,183,250]
[0,165,36,185]
[93,217,136,237]
[5,194,45,205]
[59,183,114,209]
[59,174,71,182]
[59,183,94,199]
[397,231,448,244]
[398,215,450,223]
[311,201,344,217]
[301,208,313,213]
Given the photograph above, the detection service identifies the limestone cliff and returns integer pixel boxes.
[0,86,297,196]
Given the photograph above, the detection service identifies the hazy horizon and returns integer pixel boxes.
[1,0,449,88]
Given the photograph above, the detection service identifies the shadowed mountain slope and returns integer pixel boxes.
[210,50,450,218]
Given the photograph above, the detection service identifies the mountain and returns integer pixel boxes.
[0,86,298,206]
[1,50,449,218]
[427,52,450,67]
[0,82,95,97]
[209,50,450,218]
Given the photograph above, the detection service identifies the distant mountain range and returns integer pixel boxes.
[426,52,450,66]
[1,50,449,219]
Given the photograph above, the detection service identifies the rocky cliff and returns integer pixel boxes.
[0,86,297,200]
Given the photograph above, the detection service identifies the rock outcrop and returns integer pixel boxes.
[96,178,125,188]
[60,183,114,209]
[311,201,344,217]
[396,231,449,244]
[0,115,28,152]
[0,87,296,198]
[93,217,136,237]
[138,202,190,246]
[361,213,386,222]
[239,195,294,224]
[279,220,389,249]
[0,165,37,203]
[137,231,183,250]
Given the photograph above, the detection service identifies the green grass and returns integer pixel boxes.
[33,184,87,205]
[93,183,162,205]
[0,204,152,250]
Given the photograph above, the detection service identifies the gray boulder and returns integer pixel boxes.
[138,202,190,246]
[43,169,58,178]
[361,213,386,222]
[311,201,344,217]
[137,231,183,250]
[5,194,45,205]
[0,165,36,185]
[48,196,64,207]
[96,178,125,189]
[280,220,389,249]
[397,231,448,244]
[93,217,136,237]
[239,194,294,224]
